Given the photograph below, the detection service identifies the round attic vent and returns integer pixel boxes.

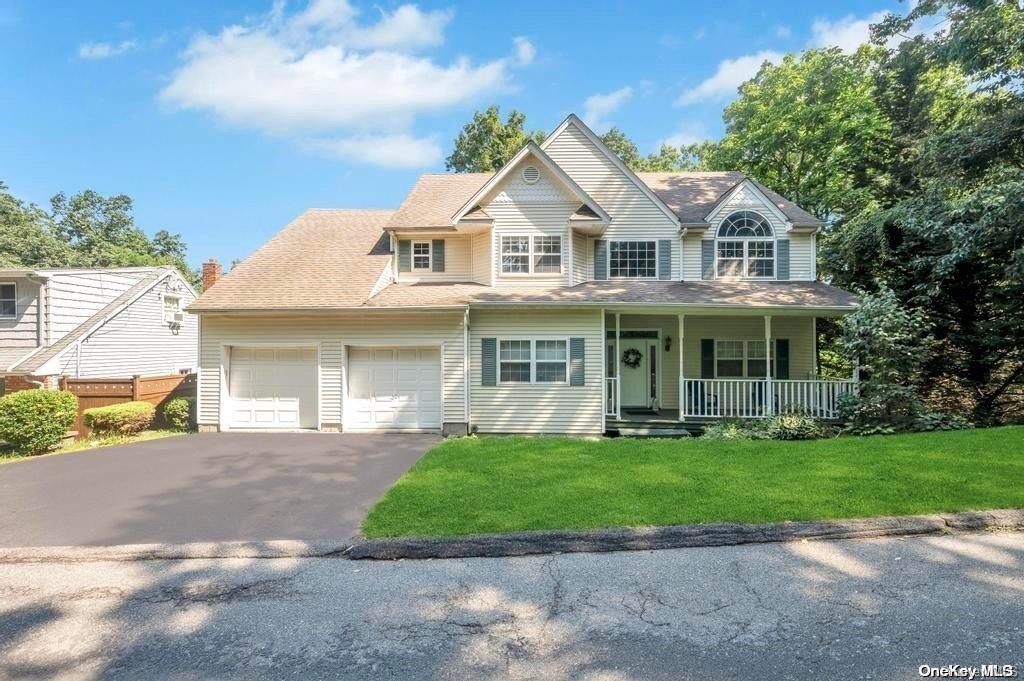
[522,165,540,184]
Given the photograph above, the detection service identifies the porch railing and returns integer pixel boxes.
[681,378,857,420]
[605,377,620,418]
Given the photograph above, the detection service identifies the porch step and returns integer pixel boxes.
[614,426,693,438]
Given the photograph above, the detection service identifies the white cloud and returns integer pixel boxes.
[808,11,888,52]
[675,51,782,105]
[305,133,441,167]
[582,86,633,133]
[775,24,792,39]
[160,0,522,168]
[513,36,535,66]
[78,40,137,59]
[659,121,711,148]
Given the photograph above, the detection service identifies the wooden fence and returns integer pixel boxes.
[59,372,196,437]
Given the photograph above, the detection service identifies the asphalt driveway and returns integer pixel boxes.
[0,432,438,547]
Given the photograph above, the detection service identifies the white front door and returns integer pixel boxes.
[346,347,442,431]
[228,347,318,429]
[619,338,650,408]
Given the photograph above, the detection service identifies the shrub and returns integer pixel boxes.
[700,420,765,441]
[0,389,78,454]
[163,397,194,431]
[758,413,831,440]
[84,401,155,436]
[910,411,973,432]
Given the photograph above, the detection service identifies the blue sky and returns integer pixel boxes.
[1,0,908,269]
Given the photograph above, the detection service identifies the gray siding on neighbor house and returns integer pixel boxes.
[0,278,42,347]
[53,277,198,378]
[46,270,147,341]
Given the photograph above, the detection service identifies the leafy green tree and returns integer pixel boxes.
[599,128,643,169]
[445,106,545,172]
[0,182,77,268]
[716,48,892,221]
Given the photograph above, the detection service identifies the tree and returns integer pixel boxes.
[445,106,545,172]
[0,182,77,268]
[715,48,892,221]
[598,128,643,169]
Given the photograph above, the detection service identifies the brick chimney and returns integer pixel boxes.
[202,258,223,290]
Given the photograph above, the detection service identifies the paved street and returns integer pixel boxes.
[2,531,1022,680]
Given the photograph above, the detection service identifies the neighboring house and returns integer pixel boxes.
[0,266,198,392]
[190,114,858,436]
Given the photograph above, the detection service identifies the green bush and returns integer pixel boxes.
[911,411,973,432]
[700,420,766,441]
[758,414,831,440]
[84,401,155,435]
[163,397,194,431]
[0,389,78,454]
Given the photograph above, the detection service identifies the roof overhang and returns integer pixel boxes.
[451,141,611,226]
[679,222,711,236]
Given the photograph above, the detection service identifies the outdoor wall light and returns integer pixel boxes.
[665,336,672,352]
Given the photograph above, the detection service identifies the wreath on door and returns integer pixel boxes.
[622,348,643,369]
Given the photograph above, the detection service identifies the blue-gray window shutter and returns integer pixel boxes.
[482,338,497,386]
[774,339,790,380]
[701,240,715,280]
[432,239,445,272]
[398,240,411,272]
[594,240,607,280]
[775,239,789,280]
[658,240,672,280]
[701,339,715,378]
[569,337,585,386]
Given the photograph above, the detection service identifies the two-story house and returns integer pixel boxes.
[0,266,198,393]
[190,114,858,436]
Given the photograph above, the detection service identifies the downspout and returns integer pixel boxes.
[463,306,470,432]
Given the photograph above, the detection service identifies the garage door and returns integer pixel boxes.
[346,347,442,431]
[228,347,318,429]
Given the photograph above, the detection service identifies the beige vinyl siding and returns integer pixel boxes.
[544,121,680,279]
[788,233,815,280]
[198,312,466,429]
[54,279,198,378]
[0,278,41,347]
[396,235,473,283]
[471,231,491,284]
[680,316,816,380]
[470,308,603,435]
[572,232,589,284]
[682,234,703,281]
[608,314,680,410]
[46,271,146,341]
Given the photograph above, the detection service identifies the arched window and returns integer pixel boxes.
[716,211,775,278]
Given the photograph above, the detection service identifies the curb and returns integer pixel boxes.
[1,509,1021,563]
[346,509,1024,560]
[0,540,354,563]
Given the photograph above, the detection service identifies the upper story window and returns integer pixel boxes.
[501,235,562,275]
[609,241,657,278]
[163,294,182,323]
[412,241,432,270]
[0,283,16,318]
[716,211,775,279]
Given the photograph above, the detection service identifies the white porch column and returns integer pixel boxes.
[677,313,685,421]
[764,315,774,417]
[614,312,621,418]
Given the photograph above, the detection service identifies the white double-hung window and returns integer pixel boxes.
[501,235,562,275]
[715,340,774,378]
[412,241,432,270]
[0,283,15,318]
[716,211,775,278]
[499,339,568,384]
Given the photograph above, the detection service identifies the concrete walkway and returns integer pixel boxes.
[0,432,437,546]
[1,531,1021,679]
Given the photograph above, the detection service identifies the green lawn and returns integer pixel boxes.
[362,427,1024,538]
[0,430,185,464]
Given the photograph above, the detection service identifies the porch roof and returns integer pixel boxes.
[366,280,858,313]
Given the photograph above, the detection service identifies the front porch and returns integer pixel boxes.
[602,311,858,426]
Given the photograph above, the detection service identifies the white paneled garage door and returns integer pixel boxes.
[346,347,442,431]
[228,347,318,429]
